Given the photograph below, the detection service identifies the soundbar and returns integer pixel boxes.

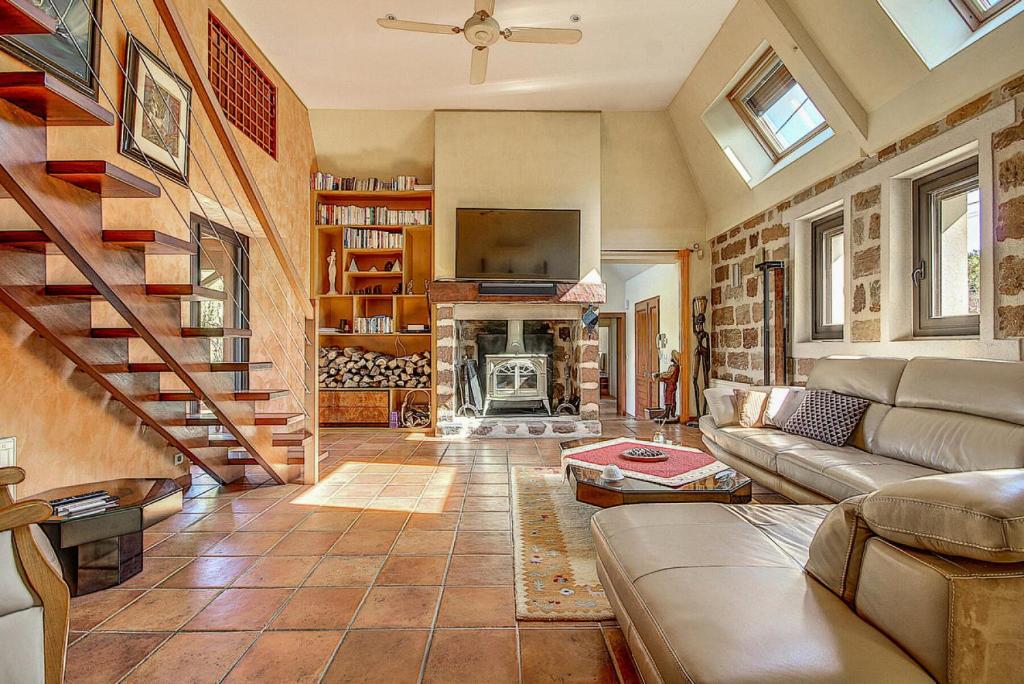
[478,281,557,296]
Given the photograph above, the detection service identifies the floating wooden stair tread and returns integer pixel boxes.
[146,284,225,301]
[204,430,306,449]
[46,161,160,198]
[102,230,195,255]
[0,0,57,35]
[227,450,306,465]
[184,411,302,427]
[234,389,288,401]
[0,72,114,126]
[0,230,57,253]
[90,327,138,338]
[159,387,285,402]
[44,284,98,298]
[101,360,272,374]
[181,327,251,338]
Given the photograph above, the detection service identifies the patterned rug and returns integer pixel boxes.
[510,466,615,621]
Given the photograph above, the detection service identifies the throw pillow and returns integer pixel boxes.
[764,387,805,428]
[734,389,770,428]
[704,387,738,427]
[782,390,870,447]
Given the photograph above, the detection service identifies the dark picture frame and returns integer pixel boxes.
[0,0,103,99]
[119,34,192,186]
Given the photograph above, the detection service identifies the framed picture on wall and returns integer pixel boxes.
[0,0,103,99]
[119,34,192,186]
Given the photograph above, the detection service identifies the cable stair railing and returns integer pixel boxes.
[0,0,318,485]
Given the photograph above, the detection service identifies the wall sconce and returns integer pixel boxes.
[690,242,704,260]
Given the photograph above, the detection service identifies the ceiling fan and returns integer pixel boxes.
[377,0,582,85]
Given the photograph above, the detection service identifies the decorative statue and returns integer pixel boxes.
[326,249,338,295]
[652,350,682,421]
[406,280,415,295]
[690,296,711,425]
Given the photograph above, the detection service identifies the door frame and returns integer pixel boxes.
[602,248,693,421]
[598,312,626,416]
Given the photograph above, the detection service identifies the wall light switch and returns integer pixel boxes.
[173,453,185,467]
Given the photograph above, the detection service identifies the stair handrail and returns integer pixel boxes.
[152,0,312,321]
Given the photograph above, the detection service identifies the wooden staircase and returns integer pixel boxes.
[0,0,309,485]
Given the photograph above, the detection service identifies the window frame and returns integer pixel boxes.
[912,157,981,338]
[727,49,830,163]
[948,0,1020,29]
[811,211,845,341]
[190,214,251,392]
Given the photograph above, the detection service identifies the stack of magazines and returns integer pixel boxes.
[49,490,119,518]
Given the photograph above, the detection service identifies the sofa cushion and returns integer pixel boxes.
[777,450,940,501]
[873,406,1024,472]
[702,419,846,472]
[807,356,908,404]
[704,387,738,427]
[592,503,931,683]
[782,390,870,447]
[0,606,44,684]
[896,357,1024,426]
[861,469,1024,563]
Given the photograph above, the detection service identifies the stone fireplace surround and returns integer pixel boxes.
[432,283,604,439]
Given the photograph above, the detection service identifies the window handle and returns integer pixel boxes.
[911,260,926,287]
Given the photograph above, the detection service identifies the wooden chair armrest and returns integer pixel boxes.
[0,500,53,532]
[0,466,26,486]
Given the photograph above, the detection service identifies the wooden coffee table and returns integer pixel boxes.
[561,438,752,508]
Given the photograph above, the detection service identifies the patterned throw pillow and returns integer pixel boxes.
[782,390,870,447]
[734,389,770,428]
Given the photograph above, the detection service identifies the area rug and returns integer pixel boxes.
[561,436,729,486]
[510,465,615,621]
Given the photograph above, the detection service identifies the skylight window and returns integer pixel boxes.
[728,49,830,162]
[949,0,1021,29]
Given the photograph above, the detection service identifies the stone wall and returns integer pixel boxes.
[849,185,883,342]
[708,73,1024,386]
[995,97,1024,337]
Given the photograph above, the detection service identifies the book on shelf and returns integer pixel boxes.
[342,227,405,249]
[317,204,431,227]
[311,173,423,192]
[354,316,393,335]
[402,324,430,333]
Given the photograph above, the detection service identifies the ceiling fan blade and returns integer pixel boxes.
[474,0,495,17]
[376,18,461,35]
[504,26,582,45]
[470,46,489,85]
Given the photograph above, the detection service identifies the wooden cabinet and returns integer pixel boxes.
[319,389,390,426]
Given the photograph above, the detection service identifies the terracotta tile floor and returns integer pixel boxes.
[65,406,785,682]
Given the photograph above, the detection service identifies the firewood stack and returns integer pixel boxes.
[319,346,431,389]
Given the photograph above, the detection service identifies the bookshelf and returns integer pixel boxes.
[311,182,434,431]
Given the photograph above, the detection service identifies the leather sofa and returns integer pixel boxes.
[591,468,1024,683]
[699,356,1024,504]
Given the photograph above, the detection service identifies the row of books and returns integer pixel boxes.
[354,316,394,335]
[49,490,119,518]
[343,227,404,250]
[317,204,431,227]
[311,173,431,192]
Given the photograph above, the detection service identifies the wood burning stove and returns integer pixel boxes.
[482,320,552,415]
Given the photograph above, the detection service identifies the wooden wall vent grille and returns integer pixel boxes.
[208,11,277,158]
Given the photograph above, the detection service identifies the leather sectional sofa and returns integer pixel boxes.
[591,356,1024,682]
[699,356,1024,504]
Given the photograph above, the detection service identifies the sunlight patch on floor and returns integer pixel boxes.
[289,461,457,512]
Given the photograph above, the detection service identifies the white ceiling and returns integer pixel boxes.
[221,0,737,111]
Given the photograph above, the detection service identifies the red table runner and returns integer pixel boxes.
[561,437,729,487]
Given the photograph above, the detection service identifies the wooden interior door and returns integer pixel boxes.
[634,296,660,416]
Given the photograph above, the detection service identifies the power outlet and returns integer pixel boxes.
[173,452,185,467]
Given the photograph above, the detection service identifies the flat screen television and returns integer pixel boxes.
[455,208,581,282]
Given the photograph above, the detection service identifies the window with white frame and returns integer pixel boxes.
[727,49,830,163]
[912,158,981,336]
[811,212,845,340]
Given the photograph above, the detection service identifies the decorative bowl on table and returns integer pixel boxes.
[620,447,669,462]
